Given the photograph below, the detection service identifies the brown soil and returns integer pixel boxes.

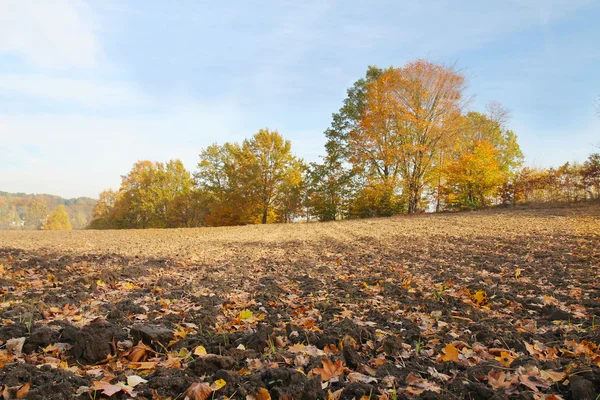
[0,203,599,399]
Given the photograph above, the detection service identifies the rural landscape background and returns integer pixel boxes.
[1,1,600,400]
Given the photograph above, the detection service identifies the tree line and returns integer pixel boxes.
[89,60,600,229]
[0,192,94,230]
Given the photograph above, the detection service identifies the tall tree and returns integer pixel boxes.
[195,130,304,226]
[42,205,72,230]
[25,196,49,230]
[90,160,194,229]
[307,141,355,221]
[324,61,469,214]
[373,60,469,213]
[237,129,303,224]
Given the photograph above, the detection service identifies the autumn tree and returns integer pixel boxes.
[325,61,469,214]
[115,160,194,228]
[195,143,245,226]
[442,141,504,209]
[439,110,523,209]
[25,196,49,230]
[88,189,120,229]
[42,205,72,230]
[90,160,194,229]
[196,130,305,225]
[581,153,600,199]
[237,129,304,224]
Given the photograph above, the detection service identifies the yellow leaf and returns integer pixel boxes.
[472,290,489,307]
[515,268,522,278]
[239,310,253,320]
[210,379,226,391]
[194,346,208,356]
[96,279,107,287]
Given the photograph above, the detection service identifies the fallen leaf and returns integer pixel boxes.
[347,372,377,384]
[210,379,226,391]
[495,351,516,367]
[93,381,123,397]
[6,337,26,356]
[183,382,211,400]
[127,375,148,388]
[254,388,271,400]
[194,346,207,356]
[312,359,346,381]
[15,383,30,399]
[439,343,459,362]
[472,290,489,307]
[239,310,253,320]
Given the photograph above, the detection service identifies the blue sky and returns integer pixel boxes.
[1,0,599,198]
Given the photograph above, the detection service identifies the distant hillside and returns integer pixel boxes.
[0,191,97,230]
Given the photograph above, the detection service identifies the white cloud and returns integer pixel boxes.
[0,0,99,69]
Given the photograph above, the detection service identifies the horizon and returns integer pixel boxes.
[1,1,599,199]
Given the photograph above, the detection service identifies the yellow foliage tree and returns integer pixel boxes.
[42,205,72,230]
[442,140,505,210]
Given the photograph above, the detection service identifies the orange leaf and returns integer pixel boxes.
[312,359,346,381]
[128,341,149,362]
[439,344,459,362]
[16,383,30,399]
[255,387,272,400]
[495,351,516,367]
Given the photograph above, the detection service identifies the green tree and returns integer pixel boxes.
[307,141,355,221]
[42,205,72,230]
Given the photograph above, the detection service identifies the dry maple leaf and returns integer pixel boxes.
[472,290,489,307]
[128,341,150,362]
[405,373,441,395]
[183,382,212,400]
[495,351,517,367]
[540,369,566,383]
[93,381,124,397]
[439,343,459,362]
[327,388,343,400]
[487,370,512,390]
[347,372,377,384]
[6,337,26,356]
[517,367,551,393]
[312,359,345,381]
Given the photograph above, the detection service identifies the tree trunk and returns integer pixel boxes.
[261,208,268,224]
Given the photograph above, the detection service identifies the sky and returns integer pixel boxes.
[1,0,599,199]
